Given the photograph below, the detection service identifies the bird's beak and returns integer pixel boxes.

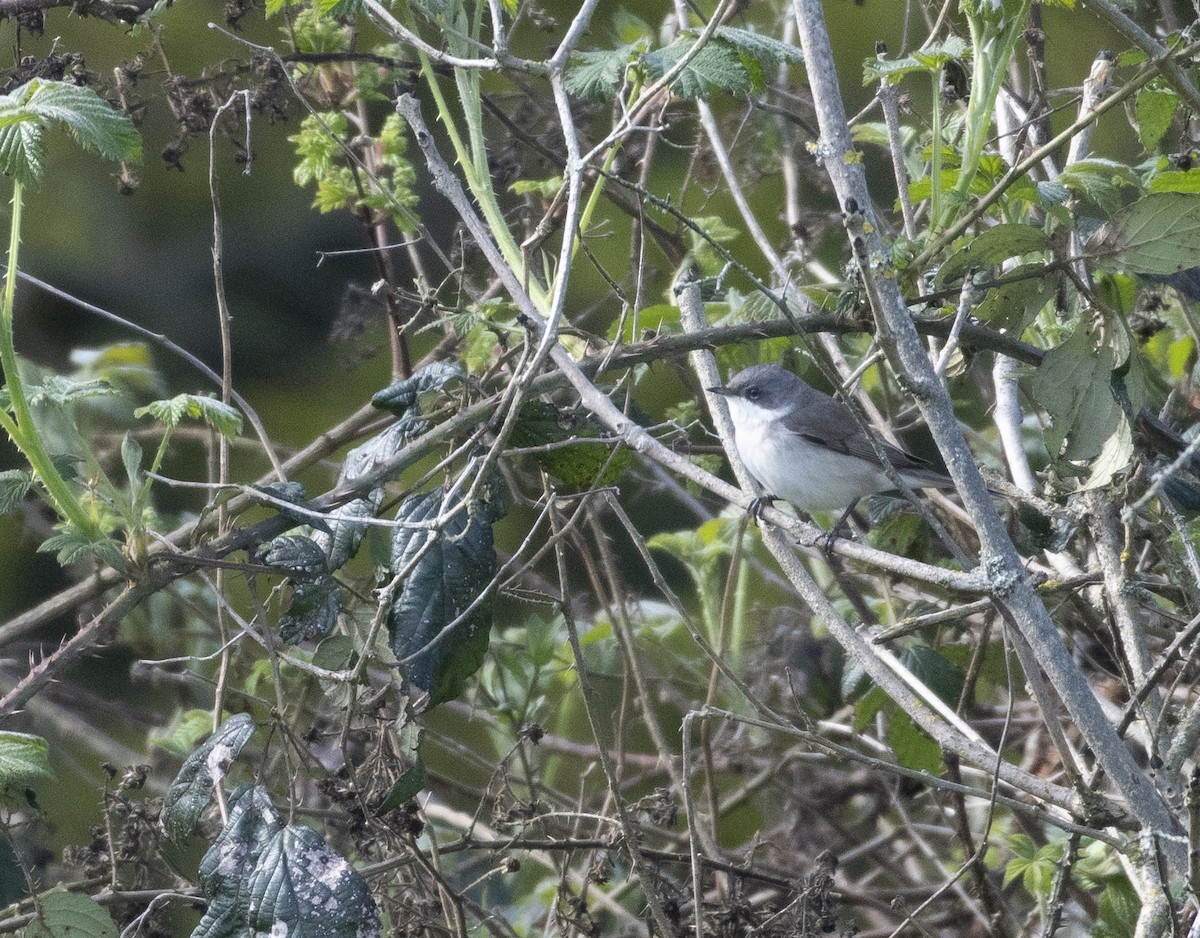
[707,386,731,397]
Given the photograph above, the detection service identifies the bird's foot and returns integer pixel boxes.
[748,495,779,525]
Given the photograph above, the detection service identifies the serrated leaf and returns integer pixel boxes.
[371,361,462,415]
[0,79,141,187]
[38,528,113,566]
[0,469,32,514]
[311,419,420,571]
[714,26,803,68]
[134,394,243,437]
[643,34,750,99]
[24,891,118,938]
[1096,878,1140,937]
[243,825,381,938]
[161,713,255,845]
[937,224,1050,285]
[195,786,282,938]
[1089,193,1200,276]
[25,375,118,407]
[1058,159,1141,215]
[566,46,635,101]
[862,36,967,83]
[0,732,50,789]
[388,489,497,710]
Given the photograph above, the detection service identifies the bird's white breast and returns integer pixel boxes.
[726,398,892,512]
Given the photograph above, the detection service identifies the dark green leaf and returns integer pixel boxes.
[24,891,118,938]
[195,786,282,938]
[508,400,631,487]
[937,224,1050,285]
[248,482,332,534]
[1030,326,1126,474]
[1095,878,1139,938]
[0,469,32,514]
[377,723,425,812]
[161,713,255,845]
[1057,159,1140,214]
[1089,193,1200,276]
[259,535,329,578]
[388,489,497,710]
[279,578,342,644]
[371,361,462,415]
[245,825,380,938]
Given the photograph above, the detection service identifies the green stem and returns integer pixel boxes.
[930,67,943,234]
[945,4,1030,220]
[0,181,100,538]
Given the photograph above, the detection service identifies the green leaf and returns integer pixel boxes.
[565,46,636,101]
[1148,168,1200,193]
[376,723,425,812]
[161,713,255,845]
[1089,193,1200,276]
[714,26,803,68]
[24,891,118,938]
[887,709,942,774]
[0,469,32,514]
[25,375,117,407]
[38,528,123,568]
[388,489,497,710]
[244,825,380,938]
[862,36,967,83]
[1134,86,1177,152]
[279,577,342,645]
[259,535,329,578]
[195,786,282,938]
[1057,159,1141,215]
[121,433,142,487]
[0,732,50,793]
[643,34,751,99]
[937,223,1050,285]
[1095,877,1139,938]
[149,709,224,758]
[0,79,141,187]
[508,400,631,487]
[135,394,243,437]
[974,264,1055,335]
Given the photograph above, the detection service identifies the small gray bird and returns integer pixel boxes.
[708,364,955,529]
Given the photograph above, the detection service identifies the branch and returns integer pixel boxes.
[790,0,1184,866]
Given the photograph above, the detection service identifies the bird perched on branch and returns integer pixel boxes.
[708,364,956,537]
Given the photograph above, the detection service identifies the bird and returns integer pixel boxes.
[707,364,956,538]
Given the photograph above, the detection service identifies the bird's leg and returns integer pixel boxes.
[748,494,779,524]
[823,499,861,555]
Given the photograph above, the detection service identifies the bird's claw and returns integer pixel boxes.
[748,495,778,525]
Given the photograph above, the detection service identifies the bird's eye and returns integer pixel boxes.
[745,386,761,401]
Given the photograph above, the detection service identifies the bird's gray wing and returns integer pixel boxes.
[779,392,951,483]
